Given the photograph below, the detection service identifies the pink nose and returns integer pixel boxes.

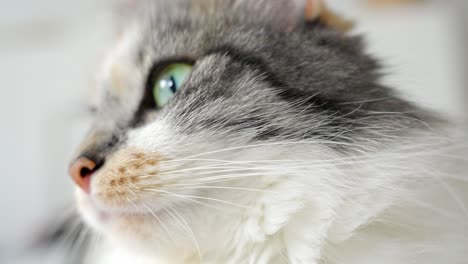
[69,157,97,194]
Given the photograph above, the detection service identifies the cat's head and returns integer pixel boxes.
[69,0,430,261]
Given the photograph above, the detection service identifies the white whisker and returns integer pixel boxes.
[163,207,202,261]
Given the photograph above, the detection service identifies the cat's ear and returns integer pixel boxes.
[237,0,353,32]
[291,0,354,32]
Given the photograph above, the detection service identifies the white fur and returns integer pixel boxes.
[78,116,468,264]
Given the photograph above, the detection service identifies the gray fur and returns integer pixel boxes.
[78,0,434,173]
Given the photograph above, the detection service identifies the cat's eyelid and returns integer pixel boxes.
[147,57,196,82]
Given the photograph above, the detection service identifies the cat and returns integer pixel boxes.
[67,0,468,263]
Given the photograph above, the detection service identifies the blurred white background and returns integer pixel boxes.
[0,0,466,263]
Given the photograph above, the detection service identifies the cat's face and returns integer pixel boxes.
[71,0,424,261]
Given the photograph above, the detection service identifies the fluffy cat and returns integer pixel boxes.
[67,0,468,263]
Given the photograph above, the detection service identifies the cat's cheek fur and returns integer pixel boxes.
[113,124,340,262]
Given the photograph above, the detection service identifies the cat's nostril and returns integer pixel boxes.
[80,167,92,177]
[69,157,100,194]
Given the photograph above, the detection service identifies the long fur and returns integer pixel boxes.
[67,1,468,263]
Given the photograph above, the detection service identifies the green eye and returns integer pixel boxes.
[152,63,193,108]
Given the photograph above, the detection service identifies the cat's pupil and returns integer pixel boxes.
[169,76,177,93]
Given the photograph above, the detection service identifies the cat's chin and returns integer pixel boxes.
[76,189,163,235]
[76,189,201,260]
